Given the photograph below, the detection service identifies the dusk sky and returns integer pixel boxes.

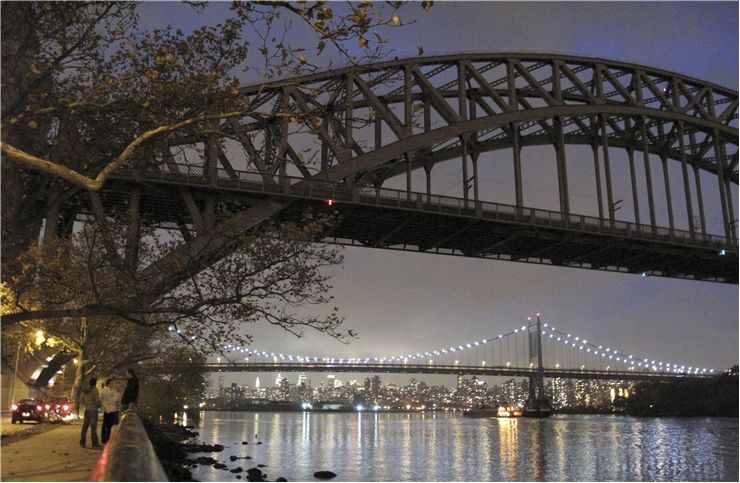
[139,1,738,388]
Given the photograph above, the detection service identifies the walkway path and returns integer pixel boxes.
[1,420,103,481]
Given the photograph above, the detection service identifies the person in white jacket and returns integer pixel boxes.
[100,379,121,444]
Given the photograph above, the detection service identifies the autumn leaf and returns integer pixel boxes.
[417,46,424,56]
[316,40,326,56]
[27,120,38,129]
[297,55,307,64]
[358,36,368,48]
[392,15,400,25]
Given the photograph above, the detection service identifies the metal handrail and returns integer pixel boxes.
[111,163,736,251]
[90,407,168,482]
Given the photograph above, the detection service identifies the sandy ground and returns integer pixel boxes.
[1,420,104,482]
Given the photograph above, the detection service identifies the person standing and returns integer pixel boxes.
[100,379,120,444]
[79,377,102,448]
[121,369,139,410]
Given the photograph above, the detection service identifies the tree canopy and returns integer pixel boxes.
[1,1,432,396]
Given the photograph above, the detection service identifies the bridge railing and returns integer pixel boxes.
[90,408,168,482]
[112,163,734,251]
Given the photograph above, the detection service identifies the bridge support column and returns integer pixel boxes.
[512,122,523,215]
[691,132,708,239]
[555,116,570,216]
[462,137,470,208]
[526,314,551,415]
[713,131,736,244]
[661,153,676,238]
[425,164,432,204]
[600,115,615,228]
[640,117,658,235]
[627,146,641,229]
[472,152,481,216]
[591,141,604,222]
[677,122,695,239]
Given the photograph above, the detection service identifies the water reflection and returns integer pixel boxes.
[190,412,738,482]
[531,422,546,481]
[497,417,518,480]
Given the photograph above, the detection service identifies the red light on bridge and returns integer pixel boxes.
[327,199,334,206]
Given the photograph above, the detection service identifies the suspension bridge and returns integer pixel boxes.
[200,315,717,383]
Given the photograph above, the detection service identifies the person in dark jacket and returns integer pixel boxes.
[120,369,139,409]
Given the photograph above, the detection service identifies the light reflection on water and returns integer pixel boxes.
[190,412,738,482]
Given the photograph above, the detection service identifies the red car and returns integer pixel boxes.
[11,399,44,424]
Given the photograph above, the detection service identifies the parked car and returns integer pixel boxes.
[44,397,72,422]
[11,399,45,424]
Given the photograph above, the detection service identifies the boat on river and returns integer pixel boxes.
[464,401,552,418]
[463,405,523,418]
[495,405,524,417]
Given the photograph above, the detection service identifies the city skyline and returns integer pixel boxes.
[208,370,633,413]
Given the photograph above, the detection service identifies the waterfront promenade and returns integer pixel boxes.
[1,420,101,481]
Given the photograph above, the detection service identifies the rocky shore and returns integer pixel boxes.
[143,419,337,482]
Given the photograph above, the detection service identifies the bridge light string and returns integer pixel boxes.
[204,327,526,367]
[171,320,713,375]
[541,324,714,374]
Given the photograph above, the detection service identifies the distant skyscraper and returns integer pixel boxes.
[297,373,307,386]
[275,373,283,386]
[255,377,261,389]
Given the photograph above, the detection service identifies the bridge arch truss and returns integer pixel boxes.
[80,53,738,282]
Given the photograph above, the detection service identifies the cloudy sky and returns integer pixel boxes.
[139,1,738,388]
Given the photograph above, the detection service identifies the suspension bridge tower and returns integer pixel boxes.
[526,314,553,417]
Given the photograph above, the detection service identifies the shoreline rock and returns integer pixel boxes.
[183,442,225,453]
[314,470,337,479]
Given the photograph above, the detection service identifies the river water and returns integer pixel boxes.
[189,411,738,481]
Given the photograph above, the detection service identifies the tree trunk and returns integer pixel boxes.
[69,318,89,416]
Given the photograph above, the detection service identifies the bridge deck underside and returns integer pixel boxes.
[71,179,736,282]
[326,204,734,281]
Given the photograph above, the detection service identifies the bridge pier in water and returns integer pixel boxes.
[526,314,553,417]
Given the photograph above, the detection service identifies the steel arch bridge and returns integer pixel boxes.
[71,53,738,283]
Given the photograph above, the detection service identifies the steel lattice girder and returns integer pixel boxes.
[71,53,737,287]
